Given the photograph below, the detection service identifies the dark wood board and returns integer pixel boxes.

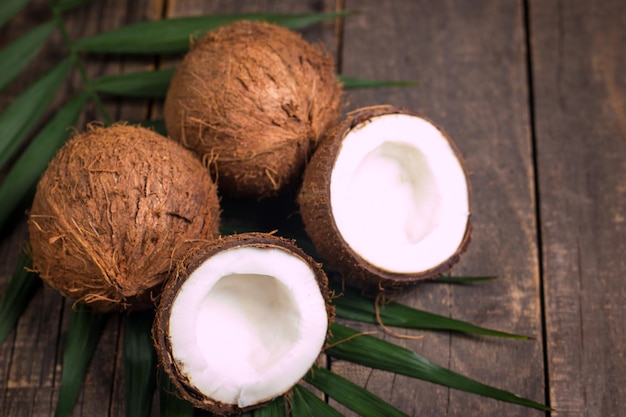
[529,0,626,416]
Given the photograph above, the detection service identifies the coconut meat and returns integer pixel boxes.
[167,246,328,408]
[330,114,469,273]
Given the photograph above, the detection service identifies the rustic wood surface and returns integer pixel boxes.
[0,0,624,416]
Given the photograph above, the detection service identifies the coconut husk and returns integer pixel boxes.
[297,105,473,292]
[27,124,221,312]
[164,20,344,199]
[153,232,333,415]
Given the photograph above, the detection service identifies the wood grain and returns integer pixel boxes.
[530,0,626,416]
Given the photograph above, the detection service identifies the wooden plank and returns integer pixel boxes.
[336,1,546,415]
[529,1,626,416]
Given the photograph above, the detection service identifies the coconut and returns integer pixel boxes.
[164,20,343,199]
[298,105,472,290]
[153,232,332,415]
[27,124,221,312]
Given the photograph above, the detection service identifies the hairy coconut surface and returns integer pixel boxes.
[28,124,221,312]
[154,232,332,415]
[298,105,472,290]
[164,20,343,199]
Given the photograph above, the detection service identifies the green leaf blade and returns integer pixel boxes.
[339,76,418,90]
[0,92,88,231]
[91,68,174,98]
[124,310,157,417]
[56,0,95,12]
[0,57,73,170]
[89,69,417,100]
[291,385,343,417]
[305,366,409,417]
[0,250,41,344]
[55,305,108,417]
[159,369,194,417]
[326,323,549,411]
[74,12,350,54]
[333,288,528,339]
[433,275,497,284]
[0,0,31,29]
[252,397,285,417]
[0,21,56,92]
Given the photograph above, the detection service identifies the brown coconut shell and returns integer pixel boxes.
[28,124,221,312]
[297,105,473,291]
[164,20,343,199]
[153,232,333,415]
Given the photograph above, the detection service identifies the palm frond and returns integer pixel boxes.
[0,0,31,29]
[326,323,549,411]
[74,12,351,54]
[0,21,56,92]
[0,57,73,170]
[291,385,344,417]
[0,250,41,344]
[333,286,528,339]
[305,366,409,417]
[0,92,88,230]
[55,305,108,417]
[124,310,157,417]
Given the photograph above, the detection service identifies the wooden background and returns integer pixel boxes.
[0,0,624,416]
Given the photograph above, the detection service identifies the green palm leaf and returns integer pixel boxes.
[0,57,73,170]
[56,0,95,12]
[0,21,56,92]
[253,397,285,417]
[124,310,157,417]
[305,366,409,417]
[89,69,417,99]
[333,287,528,339]
[339,76,418,89]
[0,250,41,344]
[55,304,108,417]
[433,275,497,284]
[291,385,344,417]
[137,119,167,136]
[73,12,350,54]
[0,92,88,230]
[326,323,549,411]
[91,68,174,98]
[159,369,195,417]
[0,0,31,29]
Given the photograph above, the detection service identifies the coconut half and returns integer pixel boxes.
[154,233,332,415]
[298,105,471,289]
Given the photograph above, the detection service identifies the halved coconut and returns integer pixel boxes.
[153,233,332,415]
[298,105,472,289]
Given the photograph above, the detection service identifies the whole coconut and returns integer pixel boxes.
[164,20,343,199]
[28,124,221,312]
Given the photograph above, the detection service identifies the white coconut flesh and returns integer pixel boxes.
[330,114,470,274]
[167,246,328,408]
